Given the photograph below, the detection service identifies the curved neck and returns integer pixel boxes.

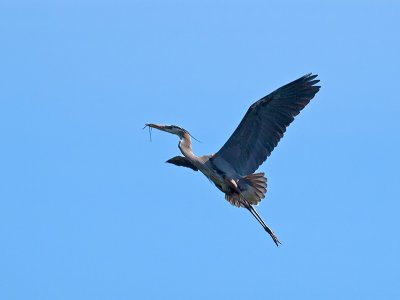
[178,132,195,159]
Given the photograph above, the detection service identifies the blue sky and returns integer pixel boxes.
[1,1,399,299]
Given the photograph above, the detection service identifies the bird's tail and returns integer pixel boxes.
[239,172,267,205]
[224,173,267,207]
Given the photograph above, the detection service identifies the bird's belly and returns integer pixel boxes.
[196,166,230,193]
[212,180,229,193]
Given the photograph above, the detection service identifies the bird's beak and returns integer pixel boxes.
[144,123,170,133]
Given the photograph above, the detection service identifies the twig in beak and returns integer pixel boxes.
[142,124,152,142]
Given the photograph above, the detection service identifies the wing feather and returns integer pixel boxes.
[214,73,320,176]
[166,156,198,171]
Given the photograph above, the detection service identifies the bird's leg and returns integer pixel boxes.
[224,177,241,193]
[227,177,281,247]
[245,205,281,247]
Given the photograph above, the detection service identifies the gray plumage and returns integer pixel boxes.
[145,73,320,246]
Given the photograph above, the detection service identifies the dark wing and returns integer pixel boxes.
[166,156,198,171]
[214,73,320,176]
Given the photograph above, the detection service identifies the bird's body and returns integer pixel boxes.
[175,132,266,206]
[145,73,320,246]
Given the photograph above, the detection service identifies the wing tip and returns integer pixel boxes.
[302,72,318,80]
[300,73,321,94]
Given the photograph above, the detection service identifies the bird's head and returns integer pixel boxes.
[144,123,187,138]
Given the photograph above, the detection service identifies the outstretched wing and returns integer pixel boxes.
[214,73,320,176]
[166,156,198,171]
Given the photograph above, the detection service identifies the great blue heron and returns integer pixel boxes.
[145,73,320,246]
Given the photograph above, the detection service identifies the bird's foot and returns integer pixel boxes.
[270,232,281,247]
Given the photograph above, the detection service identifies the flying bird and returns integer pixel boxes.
[145,73,320,246]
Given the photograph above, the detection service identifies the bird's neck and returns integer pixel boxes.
[178,132,194,159]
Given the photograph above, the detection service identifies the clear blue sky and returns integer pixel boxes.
[1,1,399,299]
